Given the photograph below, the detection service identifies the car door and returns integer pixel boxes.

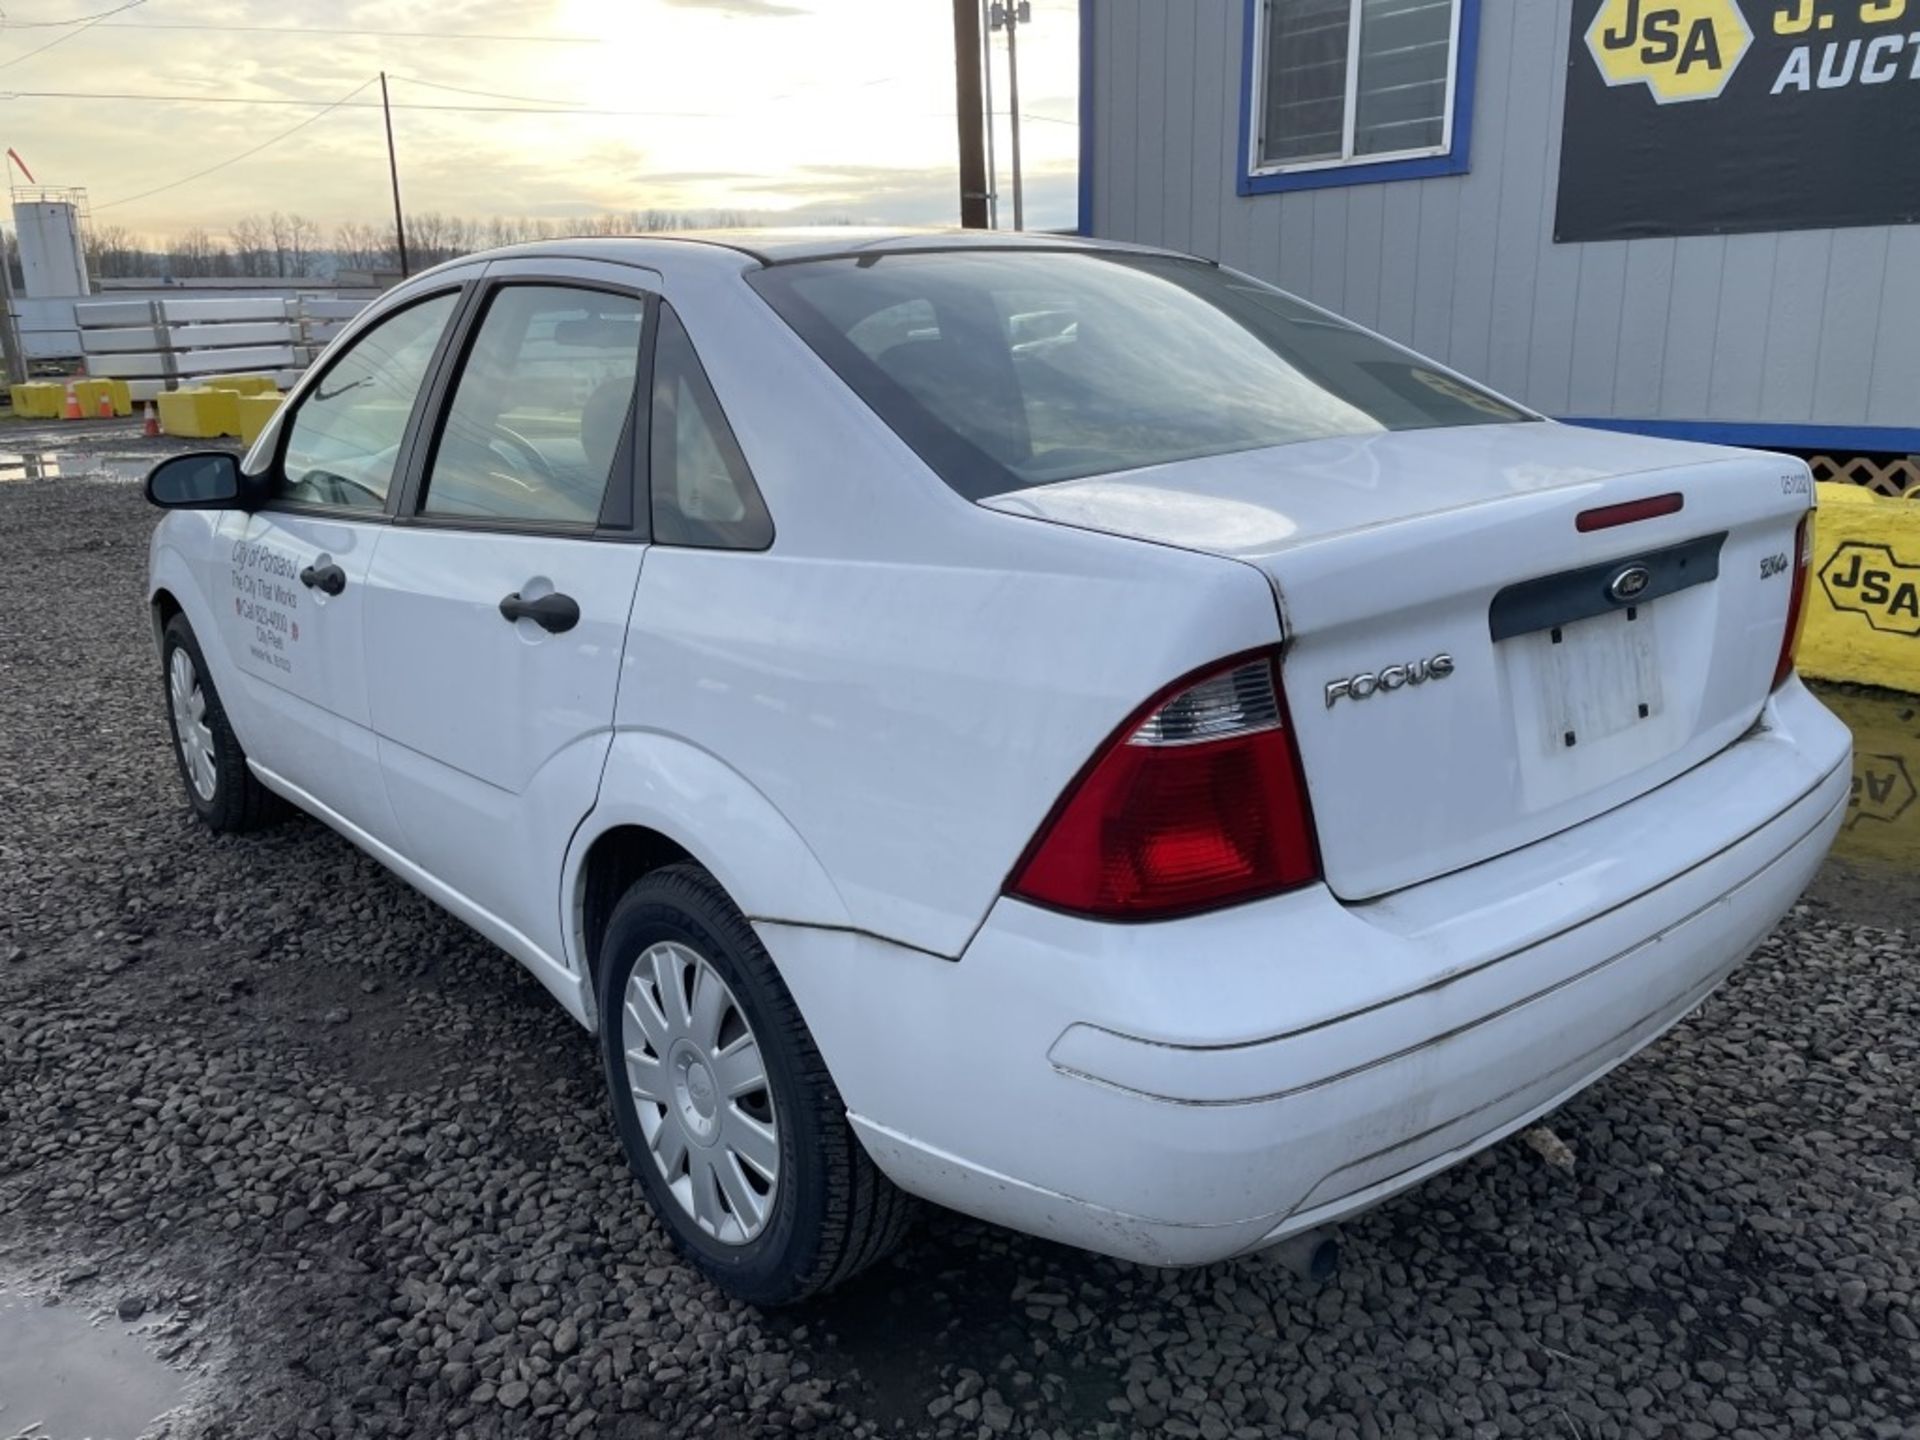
[359,260,652,969]
[212,280,471,838]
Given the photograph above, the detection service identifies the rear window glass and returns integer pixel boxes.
[748,250,1532,500]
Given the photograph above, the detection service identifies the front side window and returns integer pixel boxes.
[1256,0,1460,171]
[422,285,644,526]
[750,250,1530,501]
[278,291,457,510]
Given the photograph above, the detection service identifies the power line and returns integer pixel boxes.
[4,88,723,117]
[0,0,144,69]
[13,18,600,43]
[387,74,586,109]
[93,75,377,211]
[0,0,146,26]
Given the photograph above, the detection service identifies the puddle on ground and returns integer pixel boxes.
[1815,684,1920,872]
[0,451,64,482]
[0,1292,186,1439]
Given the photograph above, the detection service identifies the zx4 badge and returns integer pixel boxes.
[1587,0,1754,102]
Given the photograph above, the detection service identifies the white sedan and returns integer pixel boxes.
[143,230,1849,1304]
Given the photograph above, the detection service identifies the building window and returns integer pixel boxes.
[1246,0,1471,187]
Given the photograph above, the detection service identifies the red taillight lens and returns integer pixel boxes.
[1773,512,1814,690]
[1008,654,1320,920]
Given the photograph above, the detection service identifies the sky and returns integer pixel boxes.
[0,0,1081,241]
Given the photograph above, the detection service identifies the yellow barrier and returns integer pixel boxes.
[9,381,64,418]
[156,387,243,440]
[1800,482,1920,694]
[235,392,283,446]
[203,375,279,397]
[1818,686,1920,872]
[74,377,133,417]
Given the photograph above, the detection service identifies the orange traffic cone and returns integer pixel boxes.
[143,401,159,438]
[96,387,114,418]
[61,380,81,420]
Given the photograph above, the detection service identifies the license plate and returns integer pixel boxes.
[1523,604,1662,755]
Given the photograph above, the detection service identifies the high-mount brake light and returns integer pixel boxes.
[1773,512,1814,690]
[1007,653,1320,920]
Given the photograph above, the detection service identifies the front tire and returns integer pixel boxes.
[159,612,286,832]
[597,863,914,1305]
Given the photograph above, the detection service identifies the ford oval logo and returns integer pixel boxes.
[1608,564,1652,602]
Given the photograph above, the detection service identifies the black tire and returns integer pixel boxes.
[597,863,914,1305]
[159,612,287,833]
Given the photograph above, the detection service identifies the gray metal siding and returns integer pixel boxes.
[1086,0,1919,440]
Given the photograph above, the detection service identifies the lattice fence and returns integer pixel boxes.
[1808,452,1920,498]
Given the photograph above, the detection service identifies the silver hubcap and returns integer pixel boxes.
[168,647,217,802]
[621,941,779,1246]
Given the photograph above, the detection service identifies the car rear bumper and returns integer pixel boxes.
[765,678,1851,1266]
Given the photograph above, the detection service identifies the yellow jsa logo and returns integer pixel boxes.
[1587,0,1754,101]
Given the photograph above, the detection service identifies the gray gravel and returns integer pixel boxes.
[2,470,1917,1440]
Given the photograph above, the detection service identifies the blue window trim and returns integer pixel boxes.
[1562,416,1920,455]
[1078,0,1094,236]
[1237,0,1479,197]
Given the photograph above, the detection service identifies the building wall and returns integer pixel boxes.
[1081,0,1920,451]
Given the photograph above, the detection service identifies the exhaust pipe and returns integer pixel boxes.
[1270,1227,1339,1283]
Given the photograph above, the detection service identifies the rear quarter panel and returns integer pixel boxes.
[612,266,1284,957]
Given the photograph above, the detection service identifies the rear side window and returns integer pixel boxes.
[749,251,1532,500]
[649,304,772,550]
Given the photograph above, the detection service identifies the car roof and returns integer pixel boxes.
[424,227,1187,279]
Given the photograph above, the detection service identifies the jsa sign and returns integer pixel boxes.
[1558,0,1920,239]
[1820,542,1920,636]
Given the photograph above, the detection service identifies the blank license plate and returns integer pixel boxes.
[1529,604,1662,755]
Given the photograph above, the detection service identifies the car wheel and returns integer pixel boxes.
[160,613,286,832]
[598,862,915,1305]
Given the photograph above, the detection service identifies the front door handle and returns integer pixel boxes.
[299,560,346,596]
[499,590,580,634]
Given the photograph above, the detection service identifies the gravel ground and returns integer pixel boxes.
[2,472,1917,1440]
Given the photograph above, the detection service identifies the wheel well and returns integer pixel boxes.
[579,825,695,991]
[151,587,182,646]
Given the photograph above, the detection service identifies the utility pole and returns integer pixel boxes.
[980,0,999,228]
[951,0,990,228]
[380,72,411,277]
[991,2,1030,231]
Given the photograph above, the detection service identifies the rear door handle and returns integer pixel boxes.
[499,591,580,634]
[299,560,346,596]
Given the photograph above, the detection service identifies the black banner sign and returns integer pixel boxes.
[1556,0,1920,241]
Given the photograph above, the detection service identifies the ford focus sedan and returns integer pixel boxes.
[143,230,1849,1304]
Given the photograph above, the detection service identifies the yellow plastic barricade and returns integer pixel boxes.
[235,392,283,446]
[1802,482,1920,693]
[9,382,63,418]
[74,378,133,417]
[203,375,279,397]
[155,387,243,440]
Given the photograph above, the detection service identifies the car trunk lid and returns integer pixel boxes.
[983,421,1813,900]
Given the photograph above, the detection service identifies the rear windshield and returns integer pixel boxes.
[748,249,1534,501]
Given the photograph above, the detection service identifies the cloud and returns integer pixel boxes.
[660,0,806,15]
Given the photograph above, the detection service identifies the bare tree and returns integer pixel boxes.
[334,220,388,271]
[229,215,270,277]
[85,223,154,279]
[166,227,223,278]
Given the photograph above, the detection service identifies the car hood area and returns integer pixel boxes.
[978,420,1756,560]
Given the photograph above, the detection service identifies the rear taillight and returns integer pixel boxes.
[1007,653,1320,920]
[1773,512,1814,690]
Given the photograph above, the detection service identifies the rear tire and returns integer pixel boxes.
[597,863,914,1305]
[160,612,286,833]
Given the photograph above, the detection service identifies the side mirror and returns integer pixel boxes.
[145,451,242,509]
